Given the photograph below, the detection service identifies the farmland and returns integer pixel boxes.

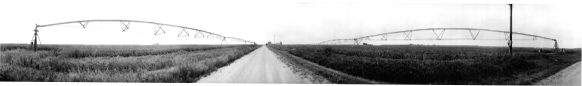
[0,44,260,82]
[267,45,581,84]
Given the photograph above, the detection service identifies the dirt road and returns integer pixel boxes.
[536,61,581,85]
[197,46,312,83]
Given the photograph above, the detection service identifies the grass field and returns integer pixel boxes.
[268,45,581,84]
[0,44,260,82]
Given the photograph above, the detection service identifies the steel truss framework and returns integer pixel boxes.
[31,20,256,49]
[318,28,559,49]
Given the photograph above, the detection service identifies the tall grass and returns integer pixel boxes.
[0,44,260,82]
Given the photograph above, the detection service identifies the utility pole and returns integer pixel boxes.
[273,35,275,43]
[509,4,513,54]
[32,24,39,51]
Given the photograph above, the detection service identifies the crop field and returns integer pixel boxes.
[268,45,581,84]
[0,44,260,82]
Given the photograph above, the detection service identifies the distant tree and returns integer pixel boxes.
[363,43,373,46]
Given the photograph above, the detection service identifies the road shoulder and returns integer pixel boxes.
[535,61,581,85]
[267,45,383,84]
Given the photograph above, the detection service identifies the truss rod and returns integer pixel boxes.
[404,31,412,40]
[178,28,190,37]
[120,21,130,32]
[432,29,445,40]
[381,34,388,40]
[154,24,166,35]
[469,30,481,40]
[78,21,89,28]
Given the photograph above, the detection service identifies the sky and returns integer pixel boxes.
[0,0,581,48]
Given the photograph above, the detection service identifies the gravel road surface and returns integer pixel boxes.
[197,46,312,83]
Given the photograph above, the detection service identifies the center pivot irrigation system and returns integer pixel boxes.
[30,19,256,51]
[318,28,559,50]
[318,4,560,53]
